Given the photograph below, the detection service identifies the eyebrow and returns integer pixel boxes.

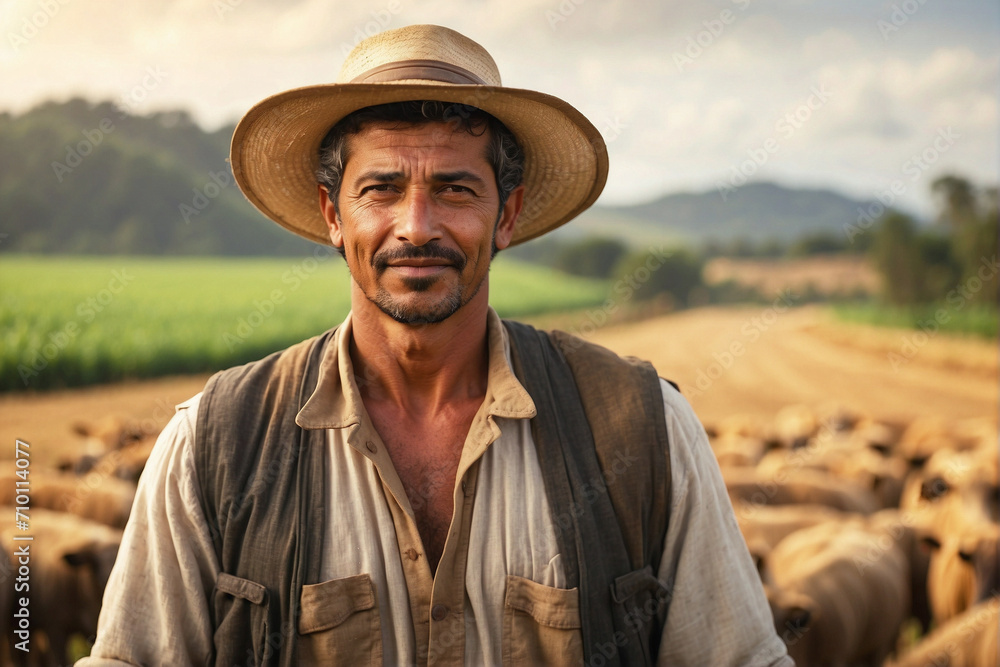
[433,170,488,187]
[354,170,403,184]
[353,170,488,187]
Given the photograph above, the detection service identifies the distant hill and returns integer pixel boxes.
[0,98,313,255]
[0,98,897,256]
[556,182,890,248]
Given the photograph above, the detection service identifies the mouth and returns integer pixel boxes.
[385,261,453,279]
[375,244,467,278]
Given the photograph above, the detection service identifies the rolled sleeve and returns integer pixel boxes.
[656,380,792,667]
[78,394,217,667]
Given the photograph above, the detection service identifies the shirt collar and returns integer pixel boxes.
[296,308,536,430]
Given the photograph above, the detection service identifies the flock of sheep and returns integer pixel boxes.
[708,404,998,666]
[0,405,996,665]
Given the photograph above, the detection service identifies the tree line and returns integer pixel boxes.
[525,174,997,312]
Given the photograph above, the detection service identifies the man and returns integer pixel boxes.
[82,24,790,666]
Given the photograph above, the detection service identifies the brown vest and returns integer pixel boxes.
[195,321,672,666]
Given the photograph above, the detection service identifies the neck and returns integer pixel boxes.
[348,282,491,416]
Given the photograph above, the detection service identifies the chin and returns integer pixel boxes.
[373,292,464,326]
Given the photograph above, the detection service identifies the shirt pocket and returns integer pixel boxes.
[213,572,271,665]
[297,573,383,666]
[502,574,583,666]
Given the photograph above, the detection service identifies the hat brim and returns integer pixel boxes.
[230,82,608,247]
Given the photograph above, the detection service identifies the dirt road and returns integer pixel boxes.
[1,305,995,464]
[586,304,996,427]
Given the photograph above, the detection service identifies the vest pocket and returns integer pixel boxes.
[213,572,271,665]
[502,575,583,666]
[297,573,382,665]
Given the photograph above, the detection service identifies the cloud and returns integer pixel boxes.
[0,0,995,213]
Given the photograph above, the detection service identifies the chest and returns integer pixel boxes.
[365,404,479,569]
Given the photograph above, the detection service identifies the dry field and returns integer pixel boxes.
[0,304,995,465]
[703,255,881,298]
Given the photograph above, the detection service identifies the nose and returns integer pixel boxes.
[395,188,440,247]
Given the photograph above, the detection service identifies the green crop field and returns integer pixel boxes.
[832,301,998,339]
[1,255,609,392]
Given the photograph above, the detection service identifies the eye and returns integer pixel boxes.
[439,184,474,195]
[360,183,397,195]
[920,477,950,501]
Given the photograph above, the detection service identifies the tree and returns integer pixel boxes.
[614,247,704,308]
[553,237,628,279]
[931,175,999,305]
[870,212,923,305]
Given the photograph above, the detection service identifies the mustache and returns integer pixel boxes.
[372,243,467,272]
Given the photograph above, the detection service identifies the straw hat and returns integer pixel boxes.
[230,24,608,247]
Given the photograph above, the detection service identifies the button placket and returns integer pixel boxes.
[426,460,481,665]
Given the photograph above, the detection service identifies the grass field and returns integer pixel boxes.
[832,301,998,339]
[1,255,609,392]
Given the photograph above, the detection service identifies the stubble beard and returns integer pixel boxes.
[371,272,484,325]
[358,241,488,325]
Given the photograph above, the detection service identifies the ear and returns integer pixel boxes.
[318,185,345,250]
[493,185,524,252]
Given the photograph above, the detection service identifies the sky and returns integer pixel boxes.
[2,0,997,217]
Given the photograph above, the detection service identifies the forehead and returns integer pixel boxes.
[343,121,492,169]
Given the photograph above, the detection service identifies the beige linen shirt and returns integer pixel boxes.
[81,309,790,666]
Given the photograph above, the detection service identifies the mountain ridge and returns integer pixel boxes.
[1,98,905,255]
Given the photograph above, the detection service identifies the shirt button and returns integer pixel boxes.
[431,604,448,621]
[365,441,377,453]
[405,548,420,561]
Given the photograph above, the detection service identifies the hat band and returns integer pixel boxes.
[350,59,488,85]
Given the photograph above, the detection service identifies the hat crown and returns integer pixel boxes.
[338,24,502,86]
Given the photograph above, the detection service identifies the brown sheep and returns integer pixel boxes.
[900,446,999,525]
[755,437,907,509]
[761,515,913,666]
[711,433,769,468]
[70,414,148,452]
[734,502,848,569]
[60,438,158,485]
[0,468,134,529]
[885,597,998,667]
[723,467,880,515]
[0,507,121,666]
[921,520,1000,625]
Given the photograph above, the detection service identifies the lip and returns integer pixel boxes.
[386,263,453,278]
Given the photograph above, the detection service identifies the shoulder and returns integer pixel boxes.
[204,332,330,398]
[504,319,673,384]
[199,329,335,424]
[504,320,679,404]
